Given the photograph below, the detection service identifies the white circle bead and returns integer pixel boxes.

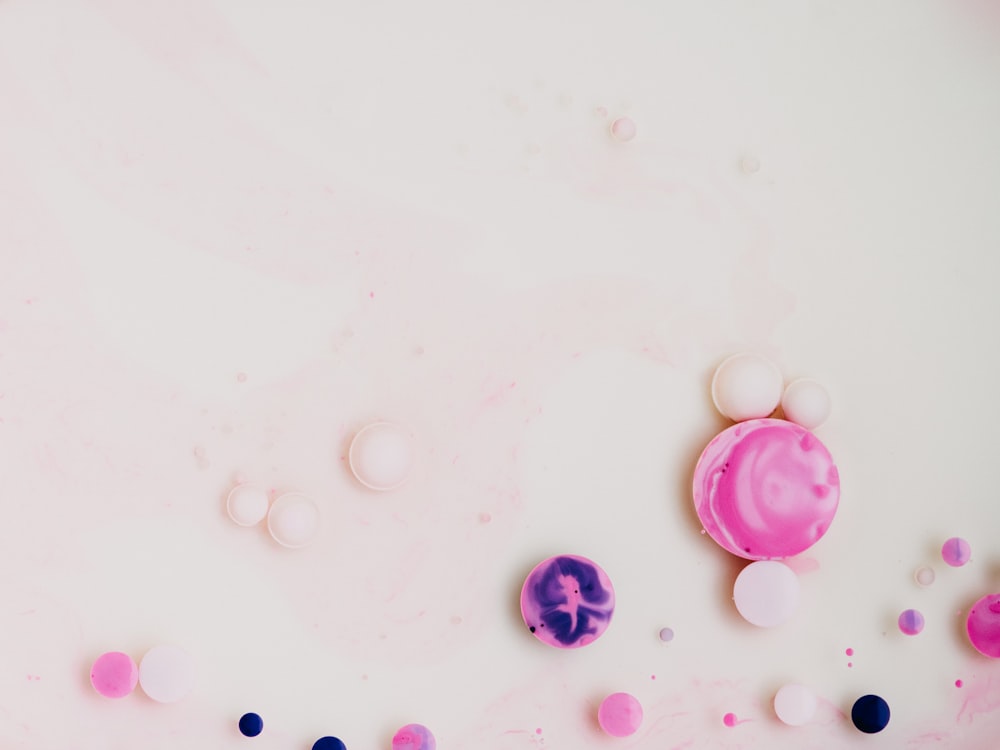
[711,353,783,422]
[226,484,270,527]
[138,645,196,703]
[349,422,414,491]
[733,560,800,627]
[267,493,320,548]
[780,378,831,430]
[773,683,818,726]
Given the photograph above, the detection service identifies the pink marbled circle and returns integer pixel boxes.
[90,651,138,699]
[966,593,1000,658]
[693,418,840,560]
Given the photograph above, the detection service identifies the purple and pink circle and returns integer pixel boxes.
[693,418,840,560]
[942,537,972,567]
[898,609,925,636]
[598,692,643,737]
[391,723,436,750]
[520,554,615,648]
[90,651,138,699]
[966,593,1000,658]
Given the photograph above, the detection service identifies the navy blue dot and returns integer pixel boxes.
[312,737,347,750]
[851,694,890,734]
[238,712,264,737]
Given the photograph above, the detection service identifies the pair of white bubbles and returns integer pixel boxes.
[711,352,831,428]
[227,422,415,548]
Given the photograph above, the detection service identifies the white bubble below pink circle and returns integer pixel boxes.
[733,561,800,627]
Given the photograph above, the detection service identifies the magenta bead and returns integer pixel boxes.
[967,593,1000,658]
[693,419,840,560]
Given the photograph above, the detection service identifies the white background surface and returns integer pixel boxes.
[1,1,999,748]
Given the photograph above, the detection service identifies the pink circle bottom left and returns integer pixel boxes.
[90,651,138,699]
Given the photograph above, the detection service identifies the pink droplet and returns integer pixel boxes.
[90,652,139,699]
[955,679,964,688]
[942,537,972,567]
[598,692,643,737]
[847,662,853,668]
[966,592,1000,657]
[898,609,925,636]
[610,117,637,142]
[236,372,247,383]
[723,713,738,727]
[845,648,854,656]
[535,728,542,735]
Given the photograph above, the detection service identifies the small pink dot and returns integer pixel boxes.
[650,674,656,680]
[535,728,542,735]
[236,372,247,383]
[845,648,854,656]
[723,713,737,728]
[847,662,853,668]
[955,679,963,688]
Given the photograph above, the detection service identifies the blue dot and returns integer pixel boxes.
[238,712,264,737]
[312,737,347,750]
[851,694,890,734]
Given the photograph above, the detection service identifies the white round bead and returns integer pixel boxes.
[349,422,414,491]
[711,353,783,422]
[733,560,800,627]
[773,683,818,726]
[226,484,270,527]
[781,378,831,430]
[138,645,196,703]
[267,493,320,549]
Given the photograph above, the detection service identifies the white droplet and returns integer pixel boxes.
[740,155,761,174]
[773,683,818,726]
[226,484,270,527]
[914,566,935,587]
[349,422,414,491]
[267,493,320,548]
[733,560,800,627]
[711,353,783,422]
[610,117,637,142]
[781,378,831,430]
[138,645,196,703]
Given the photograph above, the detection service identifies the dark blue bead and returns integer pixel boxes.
[851,694,890,734]
[238,712,264,737]
[312,737,347,750]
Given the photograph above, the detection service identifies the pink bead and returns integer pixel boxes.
[966,593,1000,658]
[90,651,138,699]
[942,537,972,567]
[598,692,643,737]
[693,419,840,559]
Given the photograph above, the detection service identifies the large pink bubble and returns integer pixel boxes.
[966,593,1000,658]
[693,419,840,560]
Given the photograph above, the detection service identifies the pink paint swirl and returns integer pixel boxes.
[693,419,840,560]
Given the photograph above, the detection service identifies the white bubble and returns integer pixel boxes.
[733,560,800,627]
[267,493,320,549]
[914,566,935,587]
[711,353,783,422]
[226,484,270,527]
[781,378,831,430]
[610,117,637,142]
[774,683,818,726]
[349,422,415,491]
[138,645,196,703]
